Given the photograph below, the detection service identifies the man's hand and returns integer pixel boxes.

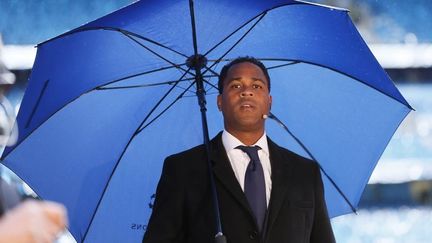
[0,200,68,243]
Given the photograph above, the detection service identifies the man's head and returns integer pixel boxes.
[217,57,272,140]
[218,56,270,94]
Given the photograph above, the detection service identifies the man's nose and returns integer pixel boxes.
[240,87,254,97]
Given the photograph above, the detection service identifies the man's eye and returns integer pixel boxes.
[231,84,241,89]
[253,84,262,89]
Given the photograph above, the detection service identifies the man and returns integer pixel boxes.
[143,57,335,243]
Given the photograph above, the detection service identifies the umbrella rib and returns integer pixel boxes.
[38,26,188,59]
[163,82,196,95]
[201,12,267,77]
[267,112,357,213]
[120,31,194,77]
[95,64,186,89]
[257,58,414,110]
[25,79,49,129]
[176,77,219,97]
[203,11,266,57]
[96,75,216,91]
[119,28,188,58]
[313,63,414,110]
[97,75,215,99]
[203,79,218,93]
[97,80,188,91]
[82,69,192,242]
[202,1,303,58]
[266,61,300,70]
[183,90,218,98]
[97,81,186,90]
[136,81,196,134]
[201,65,219,78]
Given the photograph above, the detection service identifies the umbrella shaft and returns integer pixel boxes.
[195,73,226,239]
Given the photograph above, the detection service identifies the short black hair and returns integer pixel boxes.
[218,56,270,94]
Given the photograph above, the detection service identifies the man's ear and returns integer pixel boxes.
[269,95,272,111]
[217,95,222,111]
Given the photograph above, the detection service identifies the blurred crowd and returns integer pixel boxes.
[1,34,68,243]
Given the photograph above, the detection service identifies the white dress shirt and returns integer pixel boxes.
[221,130,272,206]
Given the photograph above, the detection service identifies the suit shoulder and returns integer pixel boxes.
[273,143,319,169]
[160,144,209,179]
[166,143,206,160]
[163,143,207,171]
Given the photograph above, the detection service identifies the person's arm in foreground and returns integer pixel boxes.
[0,200,68,243]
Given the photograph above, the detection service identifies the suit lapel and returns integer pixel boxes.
[210,133,256,221]
[264,138,296,237]
[209,133,296,237]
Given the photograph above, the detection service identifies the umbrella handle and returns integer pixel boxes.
[215,233,227,243]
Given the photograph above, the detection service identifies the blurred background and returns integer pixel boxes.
[1,0,431,242]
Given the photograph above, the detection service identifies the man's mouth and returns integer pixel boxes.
[240,103,255,109]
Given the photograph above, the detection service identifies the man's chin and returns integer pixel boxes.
[233,118,265,132]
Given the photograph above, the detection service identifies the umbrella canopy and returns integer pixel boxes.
[1,0,412,242]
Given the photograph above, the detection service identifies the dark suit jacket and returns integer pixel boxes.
[143,133,335,243]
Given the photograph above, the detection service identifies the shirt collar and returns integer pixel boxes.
[222,130,269,155]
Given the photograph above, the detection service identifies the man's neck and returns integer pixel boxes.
[225,129,265,146]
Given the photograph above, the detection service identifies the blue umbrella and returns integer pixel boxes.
[1,0,412,242]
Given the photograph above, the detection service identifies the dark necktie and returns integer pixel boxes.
[236,145,267,232]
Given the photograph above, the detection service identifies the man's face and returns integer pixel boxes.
[217,62,272,134]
